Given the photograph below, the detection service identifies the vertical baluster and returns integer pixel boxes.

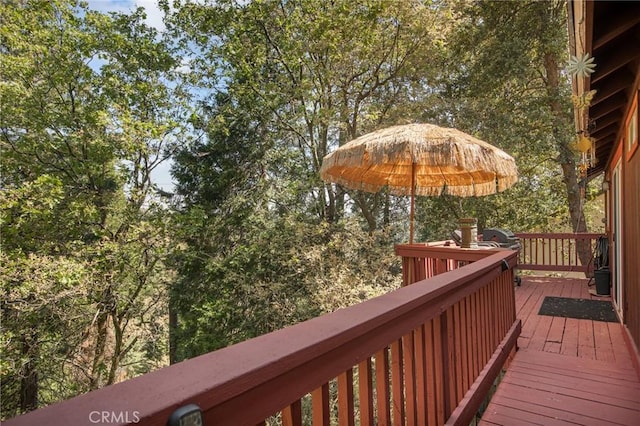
[481,285,490,366]
[402,257,411,286]
[545,237,550,267]
[502,272,509,335]
[418,257,427,282]
[425,319,437,426]
[476,289,485,369]
[442,307,456,419]
[452,302,463,403]
[312,383,330,426]
[509,268,517,322]
[282,399,302,426]
[414,325,427,426]
[375,348,391,426]
[571,237,576,268]
[460,297,469,396]
[338,369,354,426]
[391,340,405,426]
[403,330,416,426]
[358,359,374,426]
[432,315,445,425]
[427,257,436,278]
[466,295,476,384]
[491,280,499,346]
[471,292,479,382]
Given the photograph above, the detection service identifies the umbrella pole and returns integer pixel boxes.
[410,162,415,244]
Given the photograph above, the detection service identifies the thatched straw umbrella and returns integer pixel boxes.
[320,123,518,243]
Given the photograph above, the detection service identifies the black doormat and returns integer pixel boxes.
[538,296,618,323]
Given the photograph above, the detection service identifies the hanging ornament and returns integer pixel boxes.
[574,134,596,178]
[575,135,593,153]
[577,162,588,178]
[567,53,597,78]
[571,90,597,110]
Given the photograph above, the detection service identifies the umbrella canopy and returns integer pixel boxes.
[320,123,518,242]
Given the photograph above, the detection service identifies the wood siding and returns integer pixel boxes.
[622,88,640,360]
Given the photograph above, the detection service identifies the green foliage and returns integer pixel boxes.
[413,0,578,237]
[0,253,95,414]
[165,0,447,359]
[171,204,401,360]
[1,0,185,417]
[165,0,451,226]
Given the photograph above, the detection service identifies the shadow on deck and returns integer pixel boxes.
[480,275,640,426]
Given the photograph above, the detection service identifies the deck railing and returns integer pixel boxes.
[395,242,502,286]
[515,233,603,274]
[5,247,519,426]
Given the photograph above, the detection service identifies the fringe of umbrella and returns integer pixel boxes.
[320,123,518,197]
[324,174,517,197]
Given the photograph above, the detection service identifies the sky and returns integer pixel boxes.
[86,0,174,191]
[86,0,166,31]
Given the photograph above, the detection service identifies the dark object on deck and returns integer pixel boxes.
[589,236,610,291]
[483,228,521,285]
[168,404,202,426]
[482,228,521,250]
[452,227,522,286]
[593,236,609,269]
[594,268,611,295]
[538,296,617,323]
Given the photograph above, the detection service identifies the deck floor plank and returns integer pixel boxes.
[480,276,640,426]
[578,319,596,360]
[486,381,640,425]
[481,394,627,426]
[608,321,636,370]
[593,320,616,362]
[503,370,640,410]
[559,317,580,357]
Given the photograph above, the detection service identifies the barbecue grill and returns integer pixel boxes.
[450,227,521,285]
[482,228,521,250]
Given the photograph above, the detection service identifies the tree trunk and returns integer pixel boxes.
[169,303,178,365]
[543,52,592,274]
[90,310,109,390]
[107,315,122,386]
[383,191,391,227]
[355,193,377,234]
[19,333,38,413]
[326,182,336,222]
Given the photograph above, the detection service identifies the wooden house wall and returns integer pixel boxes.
[622,88,640,351]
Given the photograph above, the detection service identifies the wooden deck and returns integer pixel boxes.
[480,276,640,425]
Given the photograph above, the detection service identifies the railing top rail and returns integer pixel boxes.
[395,243,502,261]
[515,232,604,239]
[5,250,517,426]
